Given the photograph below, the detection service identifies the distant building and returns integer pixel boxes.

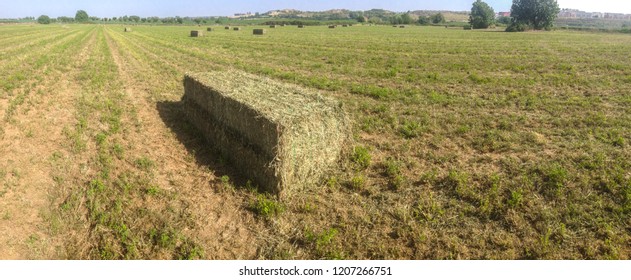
[497,12,511,17]
[605,13,627,20]
[592,12,604,18]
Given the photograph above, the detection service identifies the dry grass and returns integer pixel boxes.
[182,70,350,196]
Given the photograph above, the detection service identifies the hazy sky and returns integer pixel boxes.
[1,0,630,18]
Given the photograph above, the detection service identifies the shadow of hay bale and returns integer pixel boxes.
[156,101,251,190]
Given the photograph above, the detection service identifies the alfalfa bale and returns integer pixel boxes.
[328,25,336,29]
[342,24,348,27]
[190,30,203,37]
[233,27,241,31]
[399,25,406,28]
[270,25,276,28]
[207,27,213,31]
[298,25,305,28]
[253,29,265,35]
[225,26,230,29]
[182,70,350,196]
[124,27,132,32]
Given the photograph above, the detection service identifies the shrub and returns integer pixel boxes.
[37,15,51,24]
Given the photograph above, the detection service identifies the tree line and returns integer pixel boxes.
[35,1,561,32]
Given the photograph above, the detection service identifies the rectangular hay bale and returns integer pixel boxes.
[225,26,230,29]
[233,27,241,31]
[124,27,132,32]
[253,29,265,35]
[298,25,305,28]
[207,27,213,31]
[182,70,350,195]
[190,30,203,37]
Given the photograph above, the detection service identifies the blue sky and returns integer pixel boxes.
[1,0,630,18]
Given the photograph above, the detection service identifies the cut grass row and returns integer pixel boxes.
[1,24,628,259]
[48,26,205,259]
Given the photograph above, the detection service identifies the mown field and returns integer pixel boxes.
[0,24,629,260]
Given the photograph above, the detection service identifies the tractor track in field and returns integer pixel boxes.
[0,27,97,259]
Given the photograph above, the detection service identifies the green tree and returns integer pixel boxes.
[508,0,560,31]
[431,13,445,24]
[368,17,382,24]
[497,16,511,25]
[417,16,430,25]
[400,13,413,24]
[470,0,495,29]
[75,10,89,22]
[37,15,51,24]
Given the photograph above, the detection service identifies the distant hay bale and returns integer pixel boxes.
[207,27,213,31]
[190,30,204,37]
[328,25,336,29]
[298,25,305,28]
[463,26,472,30]
[399,25,406,28]
[270,25,276,28]
[225,26,230,29]
[124,27,132,32]
[342,24,348,27]
[233,27,241,31]
[393,25,398,27]
[253,29,266,35]
[182,70,350,195]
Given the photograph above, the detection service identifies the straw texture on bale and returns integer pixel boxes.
[253,29,265,35]
[182,70,350,195]
[190,30,203,37]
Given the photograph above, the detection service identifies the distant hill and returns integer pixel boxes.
[260,8,469,23]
